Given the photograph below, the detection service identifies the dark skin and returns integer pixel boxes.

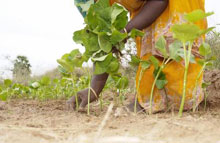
[67,0,169,112]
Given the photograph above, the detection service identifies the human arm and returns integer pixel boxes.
[125,0,169,32]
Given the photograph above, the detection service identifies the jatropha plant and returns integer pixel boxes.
[192,42,215,112]
[131,37,184,114]
[57,0,143,115]
[170,10,214,117]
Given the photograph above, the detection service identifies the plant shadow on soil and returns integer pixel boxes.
[0,70,220,143]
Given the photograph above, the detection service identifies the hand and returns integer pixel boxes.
[66,89,97,112]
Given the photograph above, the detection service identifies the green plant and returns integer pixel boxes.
[192,42,215,112]
[57,0,144,112]
[171,10,214,117]
[70,0,143,79]
[0,79,12,101]
[129,55,150,113]
[202,82,211,111]
[148,37,184,114]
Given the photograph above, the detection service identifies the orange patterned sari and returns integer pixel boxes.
[110,0,207,112]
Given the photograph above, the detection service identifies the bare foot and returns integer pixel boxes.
[66,89,97,111]
[127,100,144,113]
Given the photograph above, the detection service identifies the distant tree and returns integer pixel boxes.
[12,56,31,84]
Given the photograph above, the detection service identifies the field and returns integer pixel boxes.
[1,4,220,143]
[0,70,220,143]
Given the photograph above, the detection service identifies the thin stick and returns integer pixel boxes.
[204,89,208,111]
[100,92,103,111]
[96,103,114,138]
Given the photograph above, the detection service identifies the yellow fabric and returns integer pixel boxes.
[110,0,207,112]
[136,54,204,112]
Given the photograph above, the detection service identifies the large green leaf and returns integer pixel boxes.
[94,62,107,74]
[129,55,140,66]
[85,0,110,30]
[169,40,182,62]
[73,29,85,44]
[69,49,85,67]
[94,53,113,74]
[150,56,159,69]
[98,33,112,53]
[77,0,94,13]
[199,42,211,56]
[178,49,196,63]
[156,79,168,90]
[107,58,119,73]
[92,54,108,62]
[94,53,113,65]
[116,76,128,89]
[30,82,41,89]
[82,32,100,53]
[111,3,125,24]
[155,36,168,58]
[153,69,168,89]
[184,10,214,23]
[199,27,215,35]
[113,10,128,30]
[4,79,12,87]
[96,7,112,33]
[85,5,98,29]
[0,91,7,101]
[57,59,73,72]
[57,49,85,72]
[141,61,151,70]
[92,0,110,9]
[129,29,144,38]
[40,76,51,86]
[57,65,71,77]
[73,29,100,53]
[171,23,201,43]
[110,29,127,45]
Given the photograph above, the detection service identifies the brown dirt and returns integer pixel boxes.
[0,99,219,143]
[0,70,220,143]
[204,70,220,107]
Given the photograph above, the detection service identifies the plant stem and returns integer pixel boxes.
[204,89,208,111]
[179,43,190,117]
[71,72,79,110]
[100,92,103,111]
[75,94,79,111]
[149,58,170,114]
[135,69,143,114]
[149,66,163,114]
[87,69,91,116]
[119,89,124,105]
[193,63,206,112]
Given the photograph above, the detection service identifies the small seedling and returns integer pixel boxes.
[149,37,183,114]
[171,10,214,117]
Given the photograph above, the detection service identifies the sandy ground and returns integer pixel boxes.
[0,99,220,143]
[0,70,220,143]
